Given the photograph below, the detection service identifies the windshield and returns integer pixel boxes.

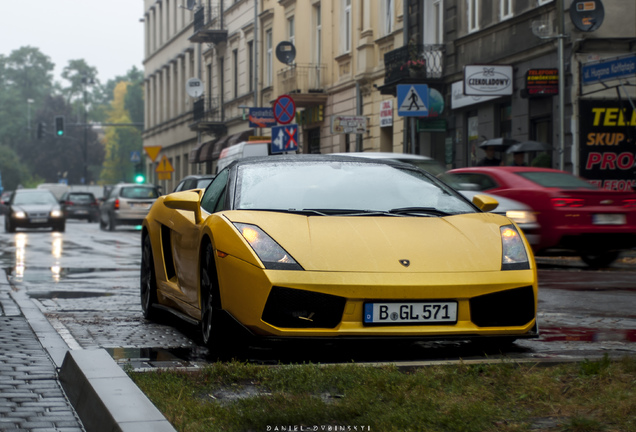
[14,191,58,205]
[121,187,160,199]
[517,171,597,190]
[235,161,475,215]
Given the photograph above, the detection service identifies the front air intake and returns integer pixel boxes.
[470,286,535,327]
[262,287,346,329]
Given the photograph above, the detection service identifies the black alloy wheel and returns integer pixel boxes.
[200,241,239,356]
[140,235,159,320]
[580,251,620,268]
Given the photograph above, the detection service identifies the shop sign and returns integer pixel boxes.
[579,99,636,191]
[463,65,513,97]
[581,55,636,85]
[380,100,393,127]
[331,115,368,134]
[526,68,559,96]
[451,81,498,109]
[417,119,447,132]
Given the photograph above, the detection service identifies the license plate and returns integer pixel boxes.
[31,218,47,223]
[130,203,150,209]
[593,214,625,225]
[75,210,88,214]
[364,301,457,325]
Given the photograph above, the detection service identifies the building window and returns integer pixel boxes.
[382,0,394,36]
[467,0,480,33]
[342,0,352,53]
[248,40,254,92]
[265,29,273,87]
[288,16,295,45]
[233,49,238,99]
[499,103,512,138]
[500,0,513,20]
[424,0,444,44]
[314,4,322,64]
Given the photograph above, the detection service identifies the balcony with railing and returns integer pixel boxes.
[189,97,226,134]
[276,64,328,107]
[379,44,445,95]
[189,4,227,44]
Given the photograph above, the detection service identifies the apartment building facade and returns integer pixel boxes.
[143,0,636,192]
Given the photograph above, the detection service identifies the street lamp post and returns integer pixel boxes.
[82,76,94,184]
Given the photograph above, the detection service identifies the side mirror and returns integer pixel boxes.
[472,194,499,212]
[163,190,203,223]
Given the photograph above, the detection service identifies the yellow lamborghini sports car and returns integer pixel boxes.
[141,155,538,353]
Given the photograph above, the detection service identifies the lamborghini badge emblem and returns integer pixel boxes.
[399,259,410,267]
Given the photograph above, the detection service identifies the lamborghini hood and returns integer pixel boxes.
[224,211,513,273]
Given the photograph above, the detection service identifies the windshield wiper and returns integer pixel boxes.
[388,207,451,216]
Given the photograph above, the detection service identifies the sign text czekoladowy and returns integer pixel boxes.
[579,99,636,191]
[463,65,513,97]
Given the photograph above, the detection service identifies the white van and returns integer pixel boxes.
[216,140,270,173]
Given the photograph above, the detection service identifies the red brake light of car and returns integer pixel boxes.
[551,198,584,207]
[114,199,120,210]
[623,199,636,208]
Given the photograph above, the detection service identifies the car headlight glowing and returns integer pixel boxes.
[50,210,63,218]
[500,225,530,270]
[234,223,303,270]
[14,211,26,219]
[505,210,537,225]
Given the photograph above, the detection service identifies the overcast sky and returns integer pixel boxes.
[0,0,144,84]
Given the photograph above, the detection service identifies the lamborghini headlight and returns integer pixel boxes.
[500,225,530,270]
[234,223,303,270]
[50,210,63,218]
[505,210,537,225]
[14,211,26,219]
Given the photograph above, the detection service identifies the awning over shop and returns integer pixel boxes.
[189,139,217,164]
[210,129,255,160]
[189,129,256,164]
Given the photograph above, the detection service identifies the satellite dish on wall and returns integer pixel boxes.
[569,0,605,32]
[186,78,204,98]
[531,20,554,39]
[275,41,297,65]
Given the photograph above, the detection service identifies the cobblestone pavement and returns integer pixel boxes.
[0,289,85,431]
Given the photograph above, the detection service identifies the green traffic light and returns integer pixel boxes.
[57,130,64,136]
[134,174,145,184]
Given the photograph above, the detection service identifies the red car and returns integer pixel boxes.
[446,166,636,267]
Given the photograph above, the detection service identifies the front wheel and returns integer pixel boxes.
[580,251,619,268]
[200,242,239,357]
[5,217,15,233]
[140,235,159,320]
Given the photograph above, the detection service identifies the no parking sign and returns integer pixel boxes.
[273,95,296,125]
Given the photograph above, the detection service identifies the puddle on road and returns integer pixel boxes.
[4,266,137,283]
[539,327,636,343]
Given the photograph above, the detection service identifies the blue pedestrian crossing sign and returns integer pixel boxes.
[397,84,429,117]
[271,124,298,154]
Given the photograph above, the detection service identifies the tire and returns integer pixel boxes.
[53,222,65,233]
[107,214,116,231]
[140,235,159,320]
[200,241,238,356]
[5,217,15,233]
[580,251,620,268]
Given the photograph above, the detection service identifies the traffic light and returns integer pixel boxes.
[37,122,44,139]
[134,163,145,184]
[54,116,65,137]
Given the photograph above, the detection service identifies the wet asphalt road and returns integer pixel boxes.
[1,217,635,367]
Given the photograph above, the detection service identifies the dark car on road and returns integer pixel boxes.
[60,191,100,222]
[173,174,216,192]
[4,189,66,232]
[99,183,161,231]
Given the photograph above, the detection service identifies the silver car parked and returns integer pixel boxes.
[99,183,161,231]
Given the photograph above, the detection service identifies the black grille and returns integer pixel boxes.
[470,286,535,327]
[262,287,346,329]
